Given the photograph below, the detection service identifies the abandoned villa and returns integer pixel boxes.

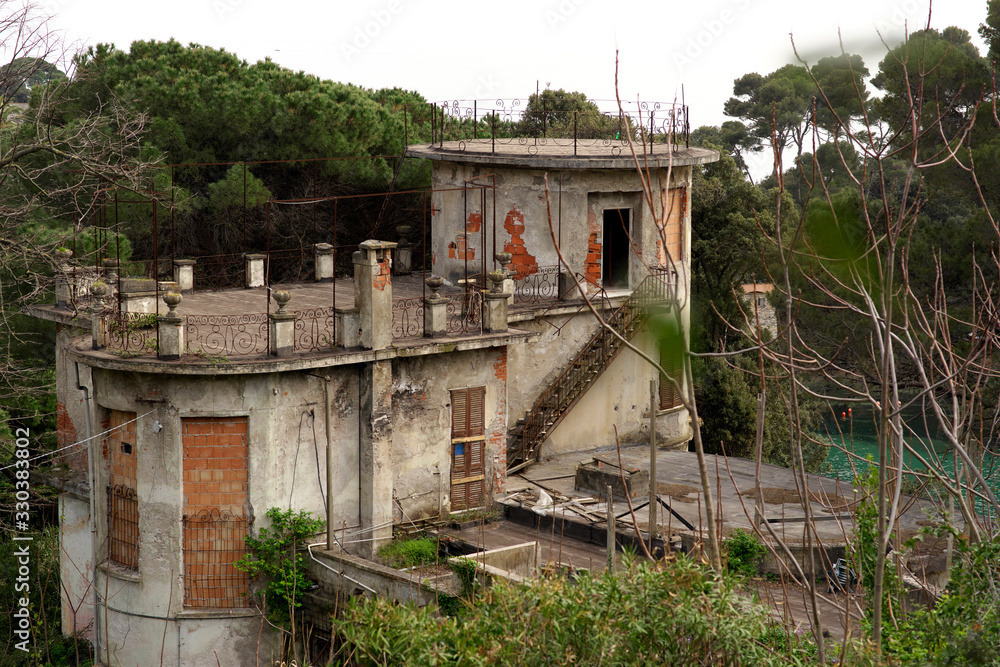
[27,101,719,666]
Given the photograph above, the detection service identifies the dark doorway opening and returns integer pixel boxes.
[602,208,631,289]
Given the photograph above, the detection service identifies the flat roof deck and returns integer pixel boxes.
[407,141,719,169]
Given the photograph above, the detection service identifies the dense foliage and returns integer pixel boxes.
[333,556,818,667]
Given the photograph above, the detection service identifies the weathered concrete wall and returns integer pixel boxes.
[510,320,691,458]
[506,312,604,422]
[54,323,91,474]
[306,547,442,606]
[82,365,361,667]
[392,345,508,520]
[430,162,691,293]
[58,493,94,639]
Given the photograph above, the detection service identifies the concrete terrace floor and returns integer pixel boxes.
[440,446,957,641]
[505,445,946,545]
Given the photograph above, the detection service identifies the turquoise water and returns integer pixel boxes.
[819,403,1000,516]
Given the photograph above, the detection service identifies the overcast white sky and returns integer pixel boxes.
[41,0,991,177]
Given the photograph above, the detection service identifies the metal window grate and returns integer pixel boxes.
[107,410,139,570]
[182,509,252,608]
[107,484,139,570]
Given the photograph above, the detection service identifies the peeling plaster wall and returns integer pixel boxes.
[391,346,508,520]
[64,345,511,666]
[430,162,691,292]
[82,365,361,667]
[54,323,90,473]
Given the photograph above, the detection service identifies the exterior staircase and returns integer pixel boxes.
[506,269,675,474]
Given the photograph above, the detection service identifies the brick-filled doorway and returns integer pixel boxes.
[181,417,251,608]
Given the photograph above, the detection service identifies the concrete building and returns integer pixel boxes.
[30,129,718,666]
[741,282,777,339]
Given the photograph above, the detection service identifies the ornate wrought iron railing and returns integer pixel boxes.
[391,297,424,340]
[446,289,483,335]
[105,311,159,356]
[186,313,269,357]
[293,307,336,352]
[513,265,561,305]
[506,269,675,473]
[419,99,691,155]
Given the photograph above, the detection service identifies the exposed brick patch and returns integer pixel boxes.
[585,231,602,289]
[491,347,508,491]
[662,187,687,262]
[450,235,475,261]
[466,212,482,233]
[57,400,87,472]
[503,206,537,279]
[373,256,391,291]
[585,203,602,292]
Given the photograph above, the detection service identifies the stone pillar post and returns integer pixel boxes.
[54,248,74,308]
[353,240,397,350]
[358,359,393,557]
[102,259,119,292]
[245,254,266,288]
[158,292,185,360]
[173,259,196,292]
[335,307,360,347]
[422,275,448,338]
[88,282,108,350]
[314,243,335,282]
[268,290,295,357]
[484,270,510,333]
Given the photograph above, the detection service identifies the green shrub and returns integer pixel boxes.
[332,556,818,666]
[235,507,324,627]
[724,527,767,578]
[378,537,438,569]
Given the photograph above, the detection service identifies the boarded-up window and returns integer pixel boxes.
[659,342,684,410]
[106,410,138,570]
[181,417,251,609]
[450,387,486,510]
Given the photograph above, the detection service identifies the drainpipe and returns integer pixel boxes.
[74,362,99,667]
[323,375,334,549]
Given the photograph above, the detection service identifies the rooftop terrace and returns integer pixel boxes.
[31,254,631,373]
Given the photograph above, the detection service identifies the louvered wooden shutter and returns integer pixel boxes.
[659,343,682,409]
[452,387,485,437]
[451,387,487,510]
[468,386,485,436]
[468,439,484,506]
